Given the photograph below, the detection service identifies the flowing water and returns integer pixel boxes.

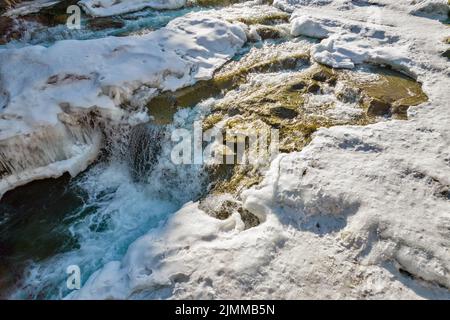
[0,4,203,48]
[0,104,211,299]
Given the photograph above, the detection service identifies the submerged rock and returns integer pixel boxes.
[351,67,429,118]
[87,17,125,31]
[306,82,321,93]
[199,194,260,229]
[251,24,290,40]
[269,106,299,119]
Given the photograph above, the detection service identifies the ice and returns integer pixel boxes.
[290,15,330,38]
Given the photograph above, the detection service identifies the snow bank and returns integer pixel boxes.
[4,0,60,17]
[0,12,246,198]
[79,0,186,17]
[288,3,448,72]
[276,0,449,20]
[290,15,330,38]
[73,1,450,299]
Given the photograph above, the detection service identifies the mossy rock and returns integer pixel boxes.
[0,16,21,45]
[269,106,299,119]
[308,64,337,84]
[87,18,125,31]
[346,66,428,118]
[148,48,426,198]
[146,52,310,124]
[253,24,288,40]
[23,0,80,27]
[307,82,321,94]
[190,0,244,8]
[198,197,260,229]
[367,98,391,116]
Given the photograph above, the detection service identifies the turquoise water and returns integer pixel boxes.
[1,7,203,48]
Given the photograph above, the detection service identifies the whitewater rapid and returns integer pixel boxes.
[6,103,212,299]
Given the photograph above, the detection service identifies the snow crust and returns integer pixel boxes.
[0,12,246,198]
[78,0,186,17]
[73,1,450,299]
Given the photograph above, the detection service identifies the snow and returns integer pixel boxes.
[79,0,186,17]
[0,12,246,198]
[288,2,448,72]
[72,0,450,299]
[290,15,330,38]
[4,0,60,17]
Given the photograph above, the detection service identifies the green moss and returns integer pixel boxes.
[189,0,244,8]
[147,52,310,124]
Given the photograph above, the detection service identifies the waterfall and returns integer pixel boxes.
[127,123,166,182]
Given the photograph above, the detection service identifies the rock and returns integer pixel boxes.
[270,106,298,119]
[307,83,321,94]
[22,0,80,27]
[238,207,260,229]
[289,81,307,91]
[442,49,450,60]
[227,108,241,117]
[391,103,410,118]
[0,16,22,45]
[367,98,391,116]
[312,70,330,82]
[254,25,285,40]
[0,0,20,14]
[87,18,125,31]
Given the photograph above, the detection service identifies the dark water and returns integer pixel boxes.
[0,173,86,298]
